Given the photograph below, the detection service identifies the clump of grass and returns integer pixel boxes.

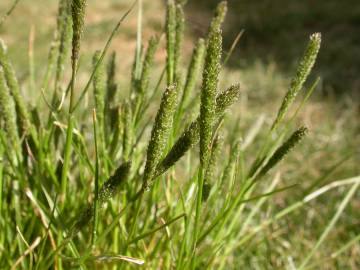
[1,1,358,269]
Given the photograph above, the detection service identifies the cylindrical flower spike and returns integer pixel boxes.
[203,134,223,202]
[93,50,106,146]
[174,3,185,77]
[0,67,21,158]
[71,0,86,70]
[0,39,32,135]
[143,84,178,189]
[71,162,131,235]
[272,33,321,130]
[209,1,227,32]
[259,127,308,177]
[200,28,222,166]
[140,36,160,95]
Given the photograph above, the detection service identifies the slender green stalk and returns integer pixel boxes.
[166,0,176,85]
[122,101,133,161]
[0,0,21,26]
[128,213,186,245]
[91,110,100,248]
[61,0,87,201]
[134,0,143,81]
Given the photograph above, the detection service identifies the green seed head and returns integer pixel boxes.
[143,84,178,189]
[272,33,321,130]
[174,3,185,76]
[166,0,176,84]
[140,36,160,95]
[200,28,222,166]
[72,162,131,234]
[203,134,223,202]
[0,66,21,157]
[71,0,87,69]
[99,162,131,204]
[0,39,31,134]
[259,127,308,177]
[93,50,106,144]
[210,1,227,31]
[93,51,106,114]
[156,120,199,177]
[215,83,240,115]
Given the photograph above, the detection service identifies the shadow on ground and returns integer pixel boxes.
[185,0,360,96]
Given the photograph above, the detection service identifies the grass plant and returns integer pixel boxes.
[0,0,359,269]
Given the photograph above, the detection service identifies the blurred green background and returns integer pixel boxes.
[186,0,360,96]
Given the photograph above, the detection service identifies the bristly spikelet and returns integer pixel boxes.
[156,120,199,177]
[166,0,176,85]
[98,162,131,204]
[71,0,86,70]
[210,1,227,32]
[272,33,321,130]
[72,162,131,234]
[180,38,206,110]
[122,101,133,161]
[140,36,160,95]
[203,134,223,202]
[200,28,222,166]
[143,84,178,189]
[215,83,240,114]
[174,3,185,77]
[156,84,240,176]
[0,39,31,135]
[0,67,21,156]
[259,127,308,177]
[92,50,106,143]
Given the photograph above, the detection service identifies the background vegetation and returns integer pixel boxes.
[0,0,359,269]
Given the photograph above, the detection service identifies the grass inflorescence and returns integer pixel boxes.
[0,0,358,269]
